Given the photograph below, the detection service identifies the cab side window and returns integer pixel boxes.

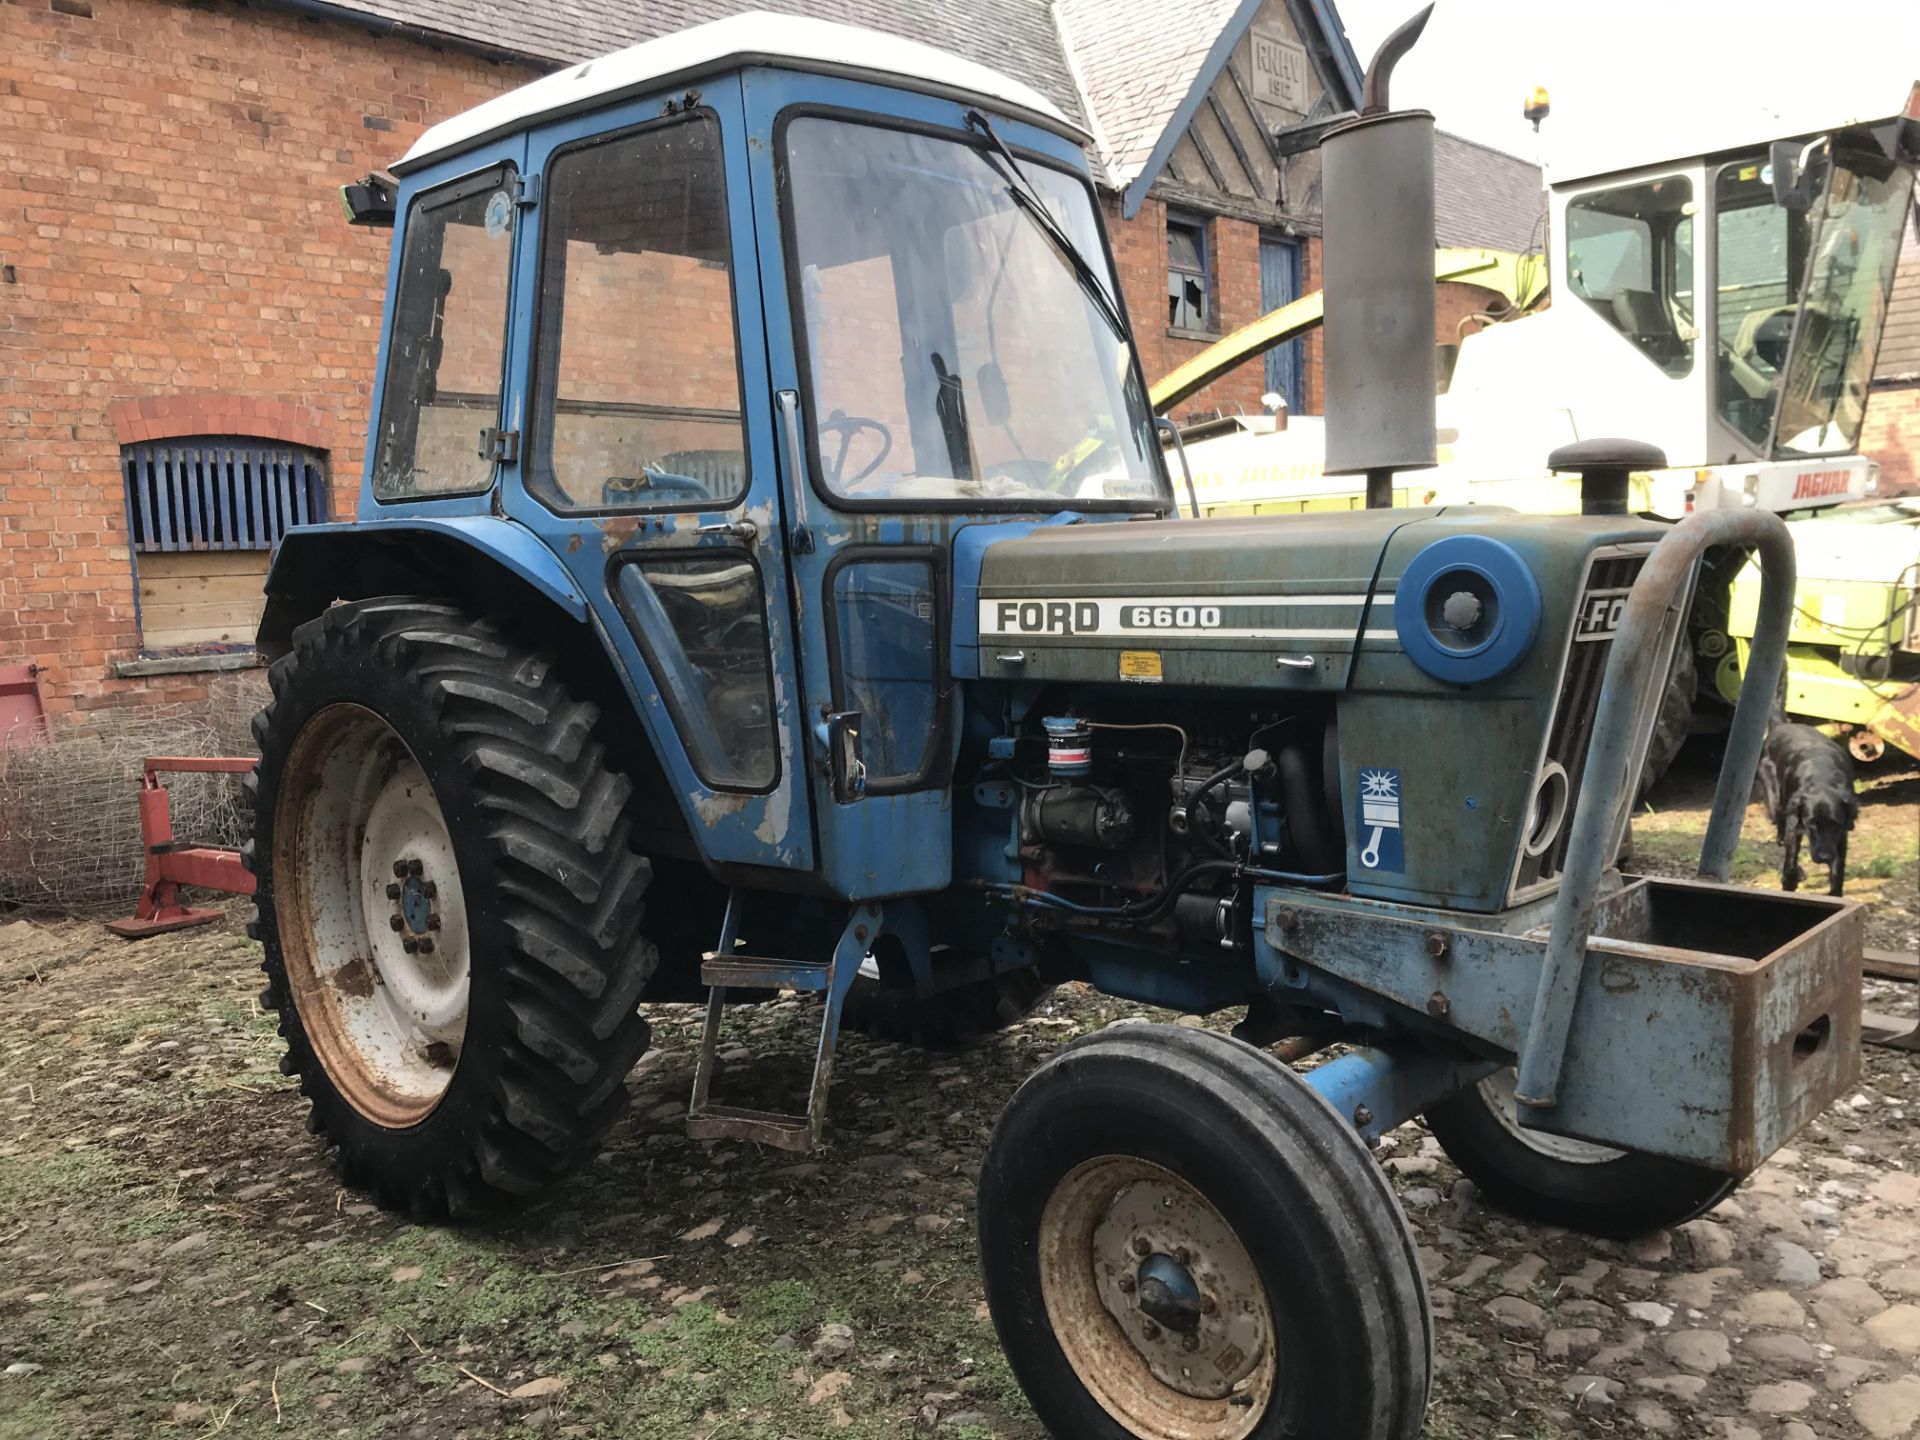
[529,113,747,511]
[373,170,516,500]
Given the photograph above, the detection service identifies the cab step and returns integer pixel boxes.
[686,898,884,1153]
[700,955,832,991]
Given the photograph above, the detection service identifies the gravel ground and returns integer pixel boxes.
[1,752,1915,1439]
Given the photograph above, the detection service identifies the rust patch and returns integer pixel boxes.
[333,953,377,999]
[566,532,583,554]
[599,516,643,553]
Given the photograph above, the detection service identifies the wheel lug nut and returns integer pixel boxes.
[417,938,434,954]
[427,915,442,931]
[389,915,404,932]
[1117,1275,1136,1294]
[402,938,419,954]
[386,882,402,900]
[407,859,424,877]
[392,860,408,878]
[1173,1247,1191,1266]
[1200,1295,1217,1315]
[1182,1334,1199,1352]
[1140,1320,1160,1341]
[421,880,437,898]
[1131,1236,1152,1257]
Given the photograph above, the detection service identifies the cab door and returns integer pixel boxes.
[502,81,813,873]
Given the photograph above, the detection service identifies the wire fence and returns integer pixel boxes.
[0,691,263,917]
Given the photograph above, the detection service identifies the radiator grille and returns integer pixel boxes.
[123,437,328,552]
[1512,552,1647,895]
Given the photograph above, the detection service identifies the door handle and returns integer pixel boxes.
[696,518,760,543]
[777,388,808,490]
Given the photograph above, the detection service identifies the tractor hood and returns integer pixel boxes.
[950,507,1670,693]
[952,509,1430,690]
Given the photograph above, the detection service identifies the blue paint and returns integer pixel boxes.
[267,517,587,620]
[1354,767,1405,875]
[1301,1046,1496,1143]
[1393,534,1543,684]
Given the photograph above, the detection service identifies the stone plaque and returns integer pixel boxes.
[1250,28,1309,114]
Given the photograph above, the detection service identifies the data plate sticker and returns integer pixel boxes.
[1355,768,1403,873]
[1119,650,1163,683]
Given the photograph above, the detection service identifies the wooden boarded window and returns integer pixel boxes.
[121,437,329,650]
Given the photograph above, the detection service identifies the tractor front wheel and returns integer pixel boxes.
[247,598,658,1219]
[978,1025,1429,1440]
[1424,1068,1737,1238]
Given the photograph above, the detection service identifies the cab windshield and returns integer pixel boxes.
[782,116,1165,508]
[1714,148,1915,457]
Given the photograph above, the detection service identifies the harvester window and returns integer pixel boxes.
[1564,177,1695,377]
[530,113,746,511]
[373,167,516,500]
[781,115,1163,509]
[1714,153,1914,457]
[1167,216,1211,332]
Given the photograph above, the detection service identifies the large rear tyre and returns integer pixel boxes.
[979,1025,1429,1440]
[246,598,658,1219]
[1424,1069,1737,1239]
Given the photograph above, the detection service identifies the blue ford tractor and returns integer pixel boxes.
[249,14,1863,1437]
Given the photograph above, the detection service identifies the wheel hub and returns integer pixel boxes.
[1092,1176,1268,1398]
[273,705,471,1128]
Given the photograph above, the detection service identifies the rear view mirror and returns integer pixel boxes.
[1769,138,1823,211]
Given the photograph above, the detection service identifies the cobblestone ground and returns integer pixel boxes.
[0,763,1914,1438]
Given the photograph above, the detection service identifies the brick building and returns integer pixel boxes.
[0,0,1363,728]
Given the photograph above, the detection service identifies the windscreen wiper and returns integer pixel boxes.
[964,109,1131,347]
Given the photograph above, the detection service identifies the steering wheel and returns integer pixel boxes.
[819,411,893,487]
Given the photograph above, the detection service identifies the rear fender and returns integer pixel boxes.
[258,517,585,650]
[258,518,705,858]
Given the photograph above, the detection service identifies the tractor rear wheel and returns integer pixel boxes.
[979,1025,1429,1440]
[246,598,657,1219]
[1424,1069,1737,1238]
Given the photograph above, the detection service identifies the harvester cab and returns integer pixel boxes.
[1444,81,1920,515]
[249,14,1865,1437]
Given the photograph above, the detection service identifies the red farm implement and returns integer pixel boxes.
[106,756,257,939]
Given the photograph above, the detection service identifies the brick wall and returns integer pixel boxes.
[1862,383,1920,498]
[0,0,1341,725]
[1106,194,1325,423]
[0,0,533,724]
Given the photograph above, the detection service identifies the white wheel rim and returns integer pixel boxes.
[1480,1068,1621,1165]
[275,705,470,1127]
[1038,1156,1275,1439]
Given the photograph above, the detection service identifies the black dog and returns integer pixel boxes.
[1757,724,1858,896]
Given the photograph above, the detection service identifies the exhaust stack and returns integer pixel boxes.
[1321,4,1437,507]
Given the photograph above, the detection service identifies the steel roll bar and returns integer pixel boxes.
[1513,509,1797,1109]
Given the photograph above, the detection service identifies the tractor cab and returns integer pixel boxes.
[330,12,1167,898]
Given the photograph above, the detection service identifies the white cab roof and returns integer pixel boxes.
[1547,75,1918,187]
[398,11,1084,173]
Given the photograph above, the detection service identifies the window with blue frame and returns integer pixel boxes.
[121,436,329,649]
[528,112,748,512]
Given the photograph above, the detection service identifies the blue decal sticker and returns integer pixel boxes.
[1356,768,1404,873]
